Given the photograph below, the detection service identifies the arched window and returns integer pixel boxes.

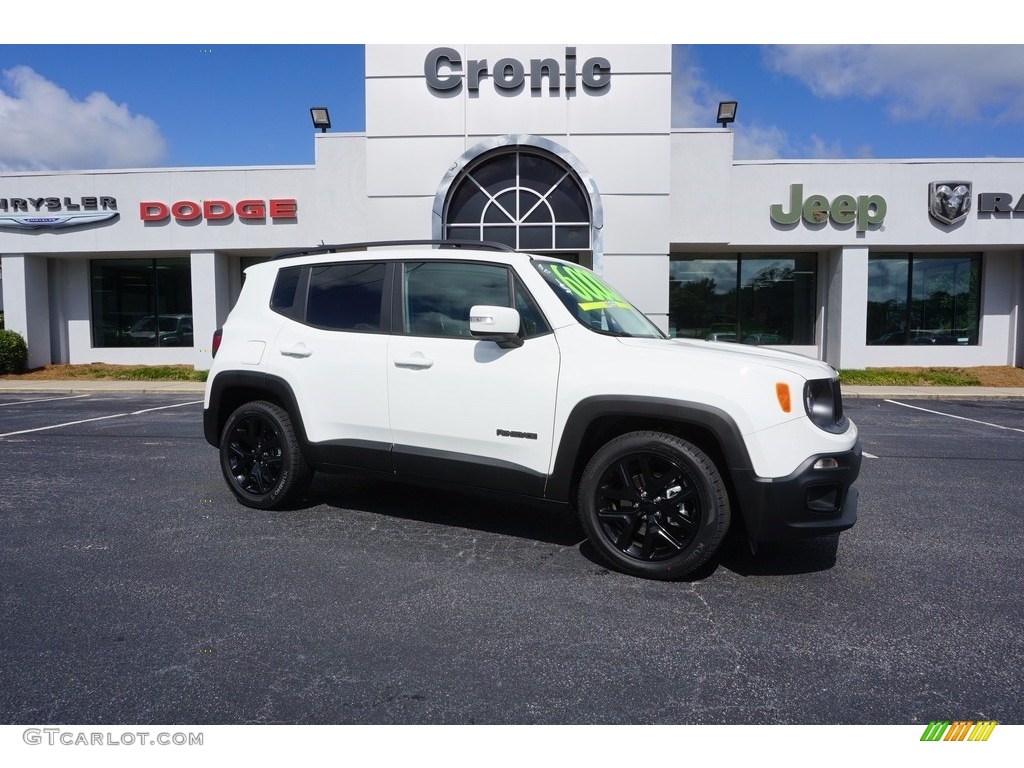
[443,148,592,252]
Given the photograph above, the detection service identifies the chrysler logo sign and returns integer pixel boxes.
[929,181,972,225]
[0,195,119,231]
[0,211,119,231]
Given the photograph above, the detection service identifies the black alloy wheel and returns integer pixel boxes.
[579,431,730,580]
[219,401,311,509]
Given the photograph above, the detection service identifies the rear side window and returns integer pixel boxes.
[306,262,386,332]
[270,266,302,314]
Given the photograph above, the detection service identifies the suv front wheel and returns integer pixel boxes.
[578,431,730,580]
[220,401,312,509]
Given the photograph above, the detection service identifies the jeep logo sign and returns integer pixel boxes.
[424,47,611,96]
[770,183,886,233]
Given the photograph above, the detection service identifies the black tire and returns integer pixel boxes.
[219,400,312,509]
[578,431,730,580]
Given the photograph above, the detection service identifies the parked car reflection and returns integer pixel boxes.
[127,314,194,346]
[869,330,968,345]
[703,330,790,345]
[741,332,788,345]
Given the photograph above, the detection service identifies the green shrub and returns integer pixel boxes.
[0,329,28,374]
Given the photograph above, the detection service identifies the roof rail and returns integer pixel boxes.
[270,239,517,261]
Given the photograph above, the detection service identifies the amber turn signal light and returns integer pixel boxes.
[776,382,791,412]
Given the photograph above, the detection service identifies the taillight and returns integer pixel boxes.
[212,328,223,358]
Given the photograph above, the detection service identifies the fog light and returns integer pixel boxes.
[813,457,839,470]
[806,483,841,513]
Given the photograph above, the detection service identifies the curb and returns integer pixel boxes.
[0,381,206,394]
[843,387,1024,400]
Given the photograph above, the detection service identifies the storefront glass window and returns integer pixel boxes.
[867,253,980,345]
[91,258,193,348]
[670,253,817,344]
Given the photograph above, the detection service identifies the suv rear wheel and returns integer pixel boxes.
[578,431,730,580]
[220,401,312,509]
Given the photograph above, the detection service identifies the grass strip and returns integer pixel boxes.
[840,368,982,386]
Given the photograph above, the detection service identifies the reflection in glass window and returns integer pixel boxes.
[307,262,385,332]
[445,149,591,252]
[669,254,816,344]
[91,259,193,348]
[867,253,980,345]
[404,262,511,338]
[669,259,739,342]
[270,266,302,315]
[514,280,551,339]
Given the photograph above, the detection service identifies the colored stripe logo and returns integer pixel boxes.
[921,720,997,742]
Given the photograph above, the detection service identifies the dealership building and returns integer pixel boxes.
[2,44,1022,371]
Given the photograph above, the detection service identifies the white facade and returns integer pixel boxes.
[1,44,1022,371]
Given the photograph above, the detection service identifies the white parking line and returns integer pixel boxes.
[863,452,879,459]
[0,400,203,438]
[885,399,1024,434]
[0,394,91,407]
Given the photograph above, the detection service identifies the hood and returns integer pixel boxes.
[617,336,838,382]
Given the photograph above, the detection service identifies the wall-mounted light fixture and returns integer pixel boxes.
[716,101,738,128]
[310,107,331,133]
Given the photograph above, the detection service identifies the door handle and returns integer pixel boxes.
[280,343,312,358]
[393,353,434,369]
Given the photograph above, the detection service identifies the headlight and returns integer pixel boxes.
[804,378,849,433]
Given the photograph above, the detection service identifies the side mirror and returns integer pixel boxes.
[469,305,523,349]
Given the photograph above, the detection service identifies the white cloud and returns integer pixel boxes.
[733,125,792,160]
[670,47,714,131]
[764,45,1024,124]
[805,134,846,160]
[672,46,798,161]
[0,66,167,172]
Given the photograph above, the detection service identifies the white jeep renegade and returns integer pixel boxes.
[204,241,860,580]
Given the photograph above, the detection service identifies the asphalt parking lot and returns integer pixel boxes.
[0,393,1021,725]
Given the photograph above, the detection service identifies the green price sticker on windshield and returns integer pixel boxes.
[549,264,631,311]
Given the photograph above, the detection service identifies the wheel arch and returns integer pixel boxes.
[204,371,307,449]
[546,396,753,509]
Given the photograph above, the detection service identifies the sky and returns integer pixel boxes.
[2,6,1022,172]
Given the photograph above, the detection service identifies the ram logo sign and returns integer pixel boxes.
[929,181,972,225]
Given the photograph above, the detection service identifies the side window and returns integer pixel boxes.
[270,266,302,315]
[306,262,386,332]
[403,262,510,338]
[514,278,550,339]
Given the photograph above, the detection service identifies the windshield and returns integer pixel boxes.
[533,260,665,339]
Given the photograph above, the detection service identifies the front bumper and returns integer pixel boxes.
[731,440,862,543]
